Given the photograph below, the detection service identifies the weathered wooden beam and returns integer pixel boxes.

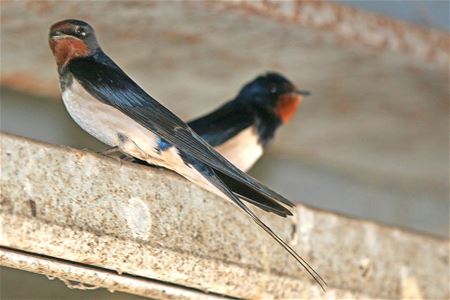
[0,133,448,299]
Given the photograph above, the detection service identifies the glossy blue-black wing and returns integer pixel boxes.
[68,55,294,209]
[187,100,253,147]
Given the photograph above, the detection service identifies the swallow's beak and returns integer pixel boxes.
[49,29,59,37]
[49,30,71,40]
[296,89,311,97]
[49,21,74,40]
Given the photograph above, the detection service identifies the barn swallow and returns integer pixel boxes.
[48,19,326,290]
[187,73,309,171]
[133,73,307,171]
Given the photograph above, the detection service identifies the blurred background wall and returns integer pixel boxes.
[1,1,448,299]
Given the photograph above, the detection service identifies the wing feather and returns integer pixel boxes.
[68,55,294,208]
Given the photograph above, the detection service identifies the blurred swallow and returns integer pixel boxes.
[134,73,307,171]
[48,19,325,290]
[188,72,309,171]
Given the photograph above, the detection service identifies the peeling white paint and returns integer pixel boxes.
[118,197,151,241]
[363,224,380,253]
[296,206,314,254]
[82,157,100,177]
[23,180,33,196]
[359,257,372,277]
[400,266,423,300]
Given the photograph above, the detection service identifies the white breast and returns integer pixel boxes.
[60,79,255,200]
[215,126,263,172]
[61,79,221,193]
[62,79,162,160]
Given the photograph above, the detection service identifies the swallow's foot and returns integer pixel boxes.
[98,148,137,168]
[118,154,135,161]
[102,153,131,168]
[98,146,120,156]
[131,158,165,169]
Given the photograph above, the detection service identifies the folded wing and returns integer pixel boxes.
[68,55,294,210]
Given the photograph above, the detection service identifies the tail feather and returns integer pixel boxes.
[216,170,292,217]
[203,165,327,291]
[132,157,292,217]
[135,151,326,290]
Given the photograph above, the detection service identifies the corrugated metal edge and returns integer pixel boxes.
[0,247,232,300]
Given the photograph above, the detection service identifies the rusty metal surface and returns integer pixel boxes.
[0,133,448,299]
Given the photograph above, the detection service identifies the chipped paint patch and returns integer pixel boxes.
[296,205,314,254]
[80,155,100,177]
[363,223,381,253]
[23,181,33,197]
[401,266,423,299]
[358,257,372,278]
[117,197,151,241]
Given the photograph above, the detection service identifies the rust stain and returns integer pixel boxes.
[25,0,53,15]
[1,73,60,97]
[117,30,138,41]
[214,49,258,66]
[209,0,449,65]
[162,30,203,44]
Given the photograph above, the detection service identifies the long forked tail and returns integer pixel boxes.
[216,170,293,217]
[206,167,327,291]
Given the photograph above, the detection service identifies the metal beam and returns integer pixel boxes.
[0,133,448,299]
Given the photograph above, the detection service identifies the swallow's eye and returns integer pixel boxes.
[76,27,87,37]
[269,86,277,94]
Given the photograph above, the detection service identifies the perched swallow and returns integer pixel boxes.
[48,19,325,290]
[133,73,307,171]
[187,73,309,171]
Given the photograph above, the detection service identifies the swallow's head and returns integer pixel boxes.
[49,19,98,68]
[237,72,310,123]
